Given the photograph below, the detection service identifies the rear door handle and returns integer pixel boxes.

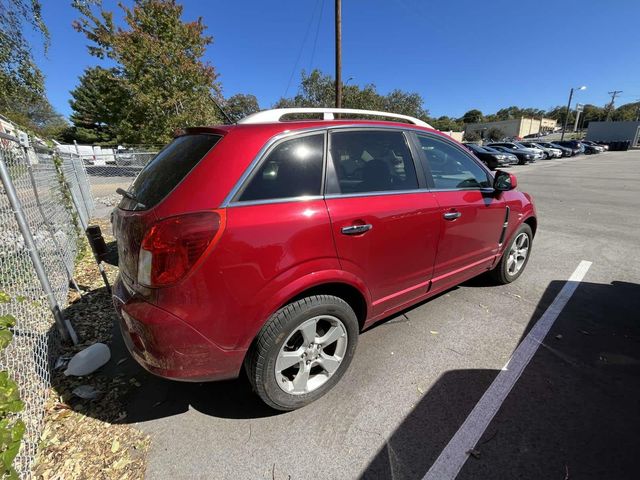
[443,211,462,221]
[341,224,373,235]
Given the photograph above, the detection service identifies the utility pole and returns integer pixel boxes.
[335,0,342,109]
[605,90,622,121]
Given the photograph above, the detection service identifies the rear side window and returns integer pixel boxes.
[125,134,221,210]
[330,130,418,194]
[238,134,324,202]
[417,135,491,190]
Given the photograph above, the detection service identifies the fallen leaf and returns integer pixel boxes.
[111,439,120,453]
[466,448,481,459]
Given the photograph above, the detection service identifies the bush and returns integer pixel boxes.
[464,131,481,142]
[487,128,505,141]
[0,294,24,480]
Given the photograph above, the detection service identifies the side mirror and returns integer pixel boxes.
[494,170,517,191]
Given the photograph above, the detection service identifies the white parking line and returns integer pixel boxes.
[423,260,592,480]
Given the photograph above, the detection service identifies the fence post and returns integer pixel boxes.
[0,152,75,344]
[66,153,92,222]
[57,157,112,294]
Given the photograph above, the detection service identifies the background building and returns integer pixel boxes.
[464,117,557,139]
[586,121,640,147]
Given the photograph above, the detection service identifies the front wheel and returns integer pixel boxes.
[245,295,359,411]
[490,223,533,284]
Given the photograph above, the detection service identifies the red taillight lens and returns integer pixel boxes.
[138,211,225,287]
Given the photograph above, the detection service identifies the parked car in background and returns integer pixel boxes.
[537,142,573,157]
[554,140,584,155]
[111,107,537,411]
[463,143,518,169]
[488,142,545,160]
[519,142,562,159]
[488,145,536,165]
[581,140,607,152]
[592,141,610,151]
[579,142,604,154]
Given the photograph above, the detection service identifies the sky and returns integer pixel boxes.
[32,0,640,120]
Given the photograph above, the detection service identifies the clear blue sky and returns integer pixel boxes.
[33,0,640,119]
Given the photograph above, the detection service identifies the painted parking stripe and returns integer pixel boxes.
[423,260,592,480]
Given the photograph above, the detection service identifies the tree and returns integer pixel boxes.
[65,67,126,144]
[487,127,504,141]
[275,69,429,121]
[463,131,481,142]
[72,0,223,144]
[545,105,573,127]
[613,102,640,121]
[461,109,483,124]
[0,0,65,136]
[223,94,260,122]
[579,104,606,128]
[431,116,463,132]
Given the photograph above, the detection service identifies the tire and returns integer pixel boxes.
[490,223,533,284]
[245,295,359,411]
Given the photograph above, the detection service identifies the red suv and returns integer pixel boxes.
[112,108,537,410]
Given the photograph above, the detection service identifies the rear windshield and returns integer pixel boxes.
[121,134,222,210]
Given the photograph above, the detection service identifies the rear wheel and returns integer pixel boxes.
[490,224,533,284]
[246,295,359,411]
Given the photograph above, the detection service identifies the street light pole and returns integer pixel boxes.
[560,85,586,141]
[560,88,574,142]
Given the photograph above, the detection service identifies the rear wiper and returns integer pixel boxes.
[116,188,146,209]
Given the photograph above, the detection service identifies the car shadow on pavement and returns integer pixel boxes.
[51,287,280,426]
[360,279,640,480]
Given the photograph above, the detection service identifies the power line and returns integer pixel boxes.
[308,0,325,73]
[283,0,323,99]
[605,90,622,120]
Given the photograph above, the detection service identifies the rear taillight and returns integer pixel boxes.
[138,211,225,287]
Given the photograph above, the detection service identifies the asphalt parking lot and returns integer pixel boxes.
[111,150,640,479]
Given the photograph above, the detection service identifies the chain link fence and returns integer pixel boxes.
[56,145,159,211]
[0,131,95,478]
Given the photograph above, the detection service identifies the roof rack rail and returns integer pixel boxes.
[237,108,433,128]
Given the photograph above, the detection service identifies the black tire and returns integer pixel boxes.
[245,295,359,411]
[490,223,533,284]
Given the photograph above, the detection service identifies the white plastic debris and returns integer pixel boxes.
[64,343,111,376]
[72,385,101,400]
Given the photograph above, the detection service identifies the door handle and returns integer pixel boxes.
[341,224,373,235]
[443,211,462,221]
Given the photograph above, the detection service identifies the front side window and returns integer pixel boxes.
[417,135,491,190]
[239,134,324,202]
[330,130,418,194]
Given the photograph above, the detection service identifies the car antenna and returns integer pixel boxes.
[212,97,235,125]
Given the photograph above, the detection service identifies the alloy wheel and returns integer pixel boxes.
[507,232,530,276]
[275,315,348,395]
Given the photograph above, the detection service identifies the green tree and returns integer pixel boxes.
[0,0,66,136]
[580,104,606,127]
[275,69,429,120]
[461,109,483,124]
[546,105,573,127]
[612,102,640,121]
[223,93,260,122]
[431,116,462,132]
[72,0,223,144]
[64,67,126,144]
[487,127,505,141]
